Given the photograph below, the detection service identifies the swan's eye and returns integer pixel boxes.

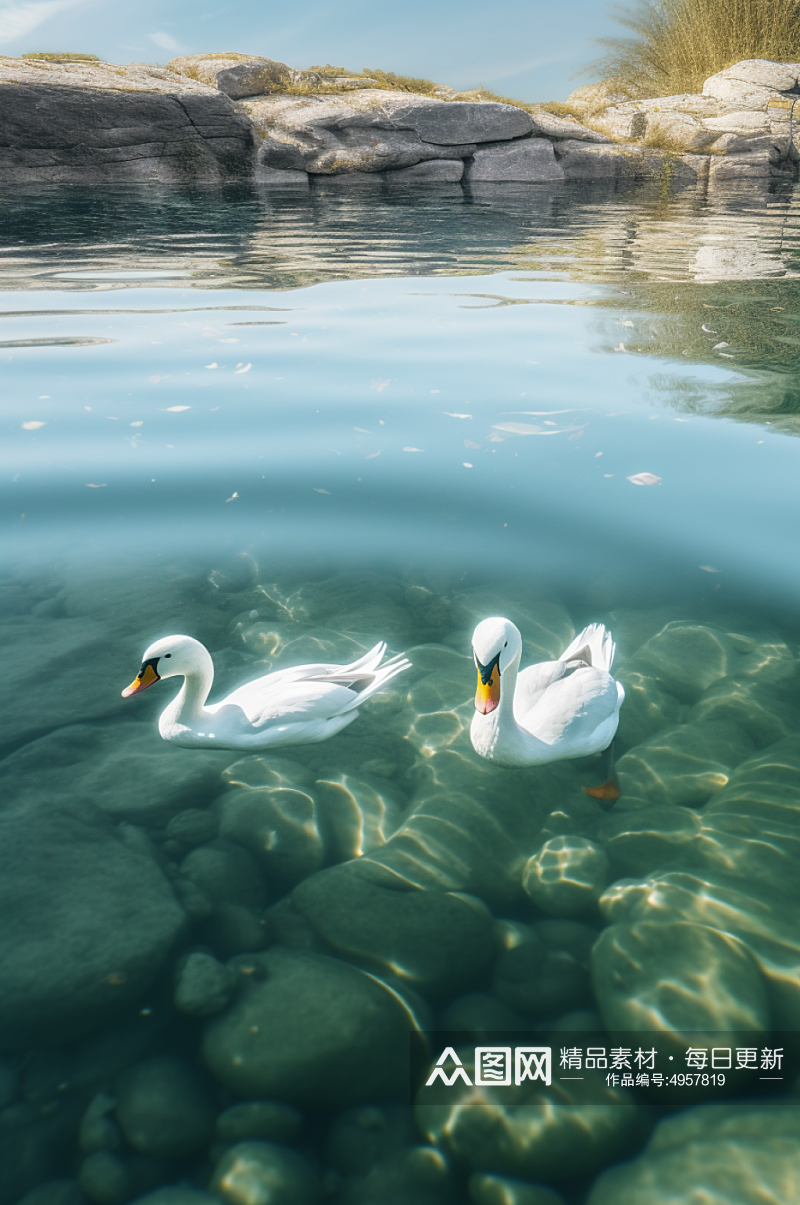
[165,653,171,658]
[504,641,507,648]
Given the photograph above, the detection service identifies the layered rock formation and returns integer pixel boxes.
[1,53,798,187]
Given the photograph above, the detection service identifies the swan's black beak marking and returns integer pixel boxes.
[122,656,160,698]
[475,651,501,714]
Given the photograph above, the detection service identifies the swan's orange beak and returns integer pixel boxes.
[475,664,500,714]
[122,660,160,698]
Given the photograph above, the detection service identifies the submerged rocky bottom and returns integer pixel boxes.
[1,554,799,1205]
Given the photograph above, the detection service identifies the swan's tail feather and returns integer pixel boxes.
[562,624,615,671]
[337,654,411,713]
[337,641,387,675]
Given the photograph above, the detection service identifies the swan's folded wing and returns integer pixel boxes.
[514,660,569,718]
[525,667,619,746]
[233,678,363,728]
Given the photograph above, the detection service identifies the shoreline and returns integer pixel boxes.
[0,54,797,189]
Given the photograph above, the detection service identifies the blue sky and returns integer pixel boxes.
[0,0,623,100]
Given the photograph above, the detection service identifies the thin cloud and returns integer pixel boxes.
[148,30,182,51]
[0,0,80,44]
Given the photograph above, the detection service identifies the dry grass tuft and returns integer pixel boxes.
[589,0,800,98]
[22,52,100,62]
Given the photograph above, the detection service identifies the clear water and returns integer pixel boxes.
[1,182,799,1204]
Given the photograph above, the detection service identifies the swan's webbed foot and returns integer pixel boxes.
[583,741,620,810]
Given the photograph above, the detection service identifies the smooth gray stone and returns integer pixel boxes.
[384,159,464,182]
[202,948,410,1106]
[115,1056,216,1159]
[466,140,564,182]
[168,54,293,99]
[394,100,533,144]
[0,801,186,1051]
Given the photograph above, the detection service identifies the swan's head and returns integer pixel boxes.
[472,617,522,715]
[122,634,208,698]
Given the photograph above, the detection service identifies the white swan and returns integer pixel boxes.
[470,618,624,795]
[122,634,410,751]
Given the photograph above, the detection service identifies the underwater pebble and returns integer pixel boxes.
[173,952,237,1017]
[469,1173,567,1205]
[218,788,326,889]
[620,622,742,703]
[324,1105,419,1176]
[131,1191,221,1205]
[16,1183,86,1205]
[203,903,271,960]
[597,807,701,875]
[210,1141,321,1205]
[115,1056,216,1159]
[613,671,682,749]
[180,841,267,911]
[340,1145,453,1205]
[202,948,411,1106]
[616,720,753,807]
[0,721,230,825]
[216,1102,302,1145]
[492,920,596,1018]
[166,809,219,847]
[290,862,495,996]
[78,1153,131,1205]
[591,919,770,1035]
[587,1104,800,1204]
[522,836,610,916]
[79,1093,121,1154]
[439,992,528,1037]
[416,1057,647,1182]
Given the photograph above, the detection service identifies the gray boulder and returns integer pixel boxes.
[0,56,254,184]
[703,58,800,109]
[167,53,293,98]
[0,800,186,1051]
[241,91,527,177]
[528,108,610,142]
[466,139,564,181]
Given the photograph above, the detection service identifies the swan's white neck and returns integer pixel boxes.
[158,650,214,737]
[470,654,552,767]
